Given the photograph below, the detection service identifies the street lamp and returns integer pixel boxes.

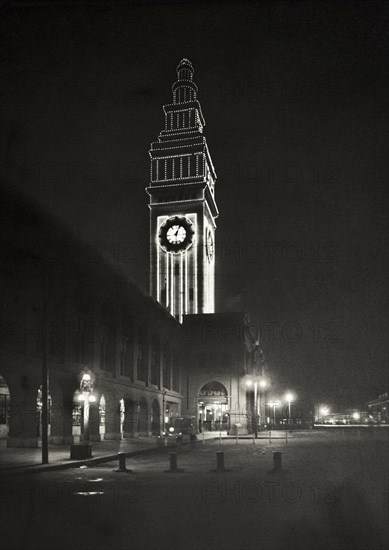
[320,406,329,423]
[162,389,167,434]
[246,377,268,438]
[285,392,295,429]
[246,378,258,437]
[268,401,280,428]
[259,379,268,430]
[70,370,95,460]
[79,372,95,443]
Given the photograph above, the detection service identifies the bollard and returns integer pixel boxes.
[202,431,205,445]
[268,451,289,475]
[253,433,255,444]
[236,431,238,445]
[285,430,288,443]
[164,452,185,473]
[210,451,232,473]
[219,432,222,445]
[269,430,272,444]
[114,452,132,473]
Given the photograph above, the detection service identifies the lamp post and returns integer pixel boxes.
[285,392,295,430]
[247,331,269,437]
[268,401,280,429]
[246,378,258,438]
[320,406,329,423]
[70,370,95,460]
[162,389,167,434]
[79,372,96,443]
[259,379,268,430]
[352,411,360,423]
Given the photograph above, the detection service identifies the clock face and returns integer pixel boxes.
[159,216,194,254]
[167,224,186,244]
[206,229,214,261]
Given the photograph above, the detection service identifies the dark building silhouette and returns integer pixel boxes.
[0,60,260,449]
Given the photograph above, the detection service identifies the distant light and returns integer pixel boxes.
[320,406,329,415]
[285,392,294,402]
[78,395,85,401]
[352,412,360,420]
[89,395,96,403]
[259,380,267,389]
[246,379,253,387]
[169,427,174,433]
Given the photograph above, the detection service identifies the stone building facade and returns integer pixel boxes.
[0,187,182,447]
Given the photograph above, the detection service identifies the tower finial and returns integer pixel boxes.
[176,58,194,80]
[172,58,197,104]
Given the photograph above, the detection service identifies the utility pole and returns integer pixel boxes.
[41,272,49,464]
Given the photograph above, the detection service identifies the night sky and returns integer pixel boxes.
[1,1,388,408]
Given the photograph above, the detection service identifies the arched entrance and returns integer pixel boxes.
[151,399,160,436]
[123,399,137,438]
[138,399,148,435]
[198,381,229,432]
[0,375,10,444]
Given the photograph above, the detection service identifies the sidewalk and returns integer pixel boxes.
[0,431,301,475]
[0,437,159,474]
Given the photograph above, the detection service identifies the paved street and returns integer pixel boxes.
[1,430,388,550]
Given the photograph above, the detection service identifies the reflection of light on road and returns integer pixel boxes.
[88,478,103,482]
[74,491,104,497]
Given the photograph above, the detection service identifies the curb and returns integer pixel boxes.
[0,445,166,476]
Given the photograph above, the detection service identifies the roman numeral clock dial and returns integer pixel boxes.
[159,216,194,254]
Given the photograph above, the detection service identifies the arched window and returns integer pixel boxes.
[151,334,160,386]
[172,356,180,392]
[162,343,170,390]
[136,326,148,382]
[119,320,133,379]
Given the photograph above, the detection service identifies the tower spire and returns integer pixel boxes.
[172,58,198,104]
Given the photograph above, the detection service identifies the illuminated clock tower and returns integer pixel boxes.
[146,58,218,322]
